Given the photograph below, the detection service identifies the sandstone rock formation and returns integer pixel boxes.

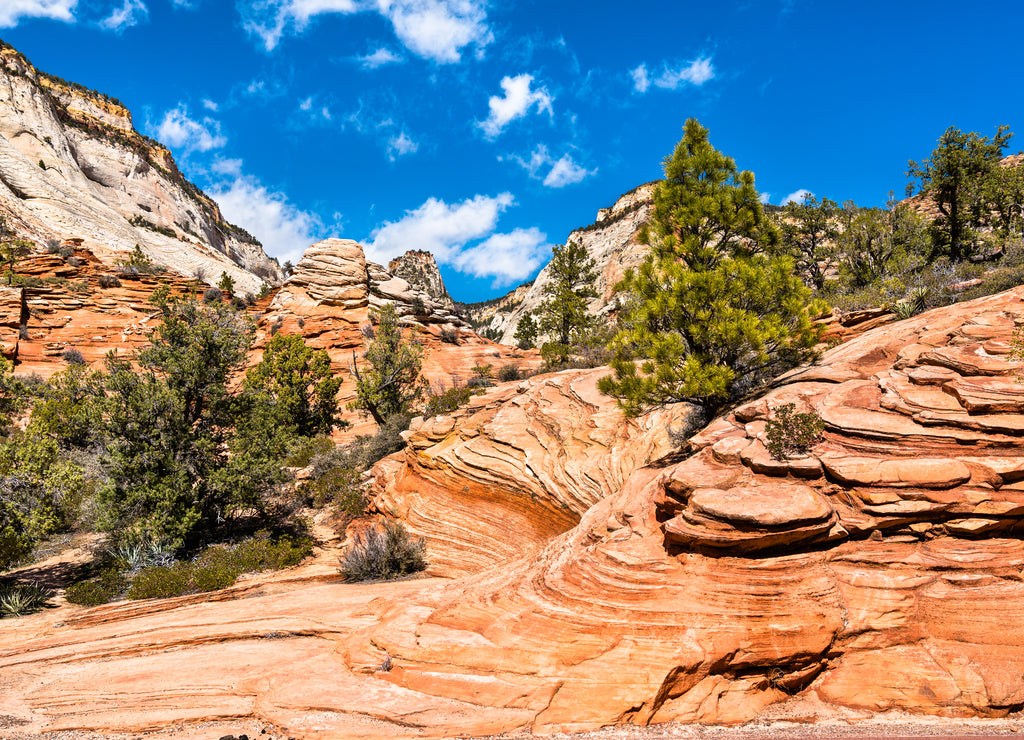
[5,288,1024,737]
[0,42,281,294]
[259,238,541,433]
[342,285,1024,733]
[468,182,655,343]
[369,367,693,576]
[388,249,455,311]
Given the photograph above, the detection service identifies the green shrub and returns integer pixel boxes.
[285,435,336,468]
[65,567,128,606]
[302,464,365,514]
[497,364,520,382]
[126,535,312,600]
[439,328,459,344]
[339,521,426,582]
[423,384,474,417]
[765,403,825,460]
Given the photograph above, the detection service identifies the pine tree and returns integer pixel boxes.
[350,303,423,426]
[907,125,1012,261]
[536,241,598,364]
[781,194,838,291]
[513,312,538,349]
[244,333,342,437]
[599,119,824,415]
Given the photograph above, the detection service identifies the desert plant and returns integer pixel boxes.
[423,383,474,417]
[97,274,121,288]
[497,364,520,382]
[0,581,53,617]
[765,403,825,460]
[61,348,85,365]
[203,287,223,303]
[338,520,426,582]
[439,327,459,344]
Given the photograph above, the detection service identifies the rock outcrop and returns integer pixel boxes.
[0,41,281,293]
[388,249,455,311]
[6,289,1024,737]
[467,183,655,343]
[369,367,693,576]
[260,238,541,433]
[341,285,1024,734]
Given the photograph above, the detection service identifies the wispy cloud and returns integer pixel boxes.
[358,46,402,69]
[153,104,226,153]
[208,161,326,264]
[478,74,553,139]
[238,0,491,63]
[367,192,548,285]
[511,145,595,188]
[98,0,147,32]
[782,188,812,205]
[386,131,418,161]
[632,57,714,93]
[630,64,650,94]
[0,0,76,28]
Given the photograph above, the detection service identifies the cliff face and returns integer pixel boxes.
[387,249,454,311]
[0,42,282,293]
[469,182,655,343]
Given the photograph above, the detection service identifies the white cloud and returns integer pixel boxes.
[202,98,219,111]
[239,0,490,62]
[543,154,594,188]
[386,131,419,161]
[630,63,650,93]
[512,145,595,188]
[478,74,553,139]
[299,96,313,111]
[154,104,226,153]
[368,192,512,263]
[0,0,76,27]
[211,158,244,177]
[358,46,403,69]
[380,0,492,63]
[759,192,771,205]
[171,0,197,7]
[209,170,325,264]
[452,227,550,286]
[782,188,812,205]
[367,193,549,286]
[634,57,715,93]
[98,0,147,32]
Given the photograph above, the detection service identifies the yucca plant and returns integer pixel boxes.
[0,581,53,617]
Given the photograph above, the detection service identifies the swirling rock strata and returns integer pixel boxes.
[369,367,693,576]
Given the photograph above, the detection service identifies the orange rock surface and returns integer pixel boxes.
[5,279,1024,737]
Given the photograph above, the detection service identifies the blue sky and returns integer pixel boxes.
[1,1,1021,302]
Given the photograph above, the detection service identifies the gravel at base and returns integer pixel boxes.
[4,715,1024,739]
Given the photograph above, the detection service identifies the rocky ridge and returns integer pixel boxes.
[388,249,455,311]
[0,41,281,293]
[469,182,655,343]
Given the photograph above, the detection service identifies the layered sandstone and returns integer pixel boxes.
[6,266,1024,738]
[369,367,693,576]
[0,42,281,294]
